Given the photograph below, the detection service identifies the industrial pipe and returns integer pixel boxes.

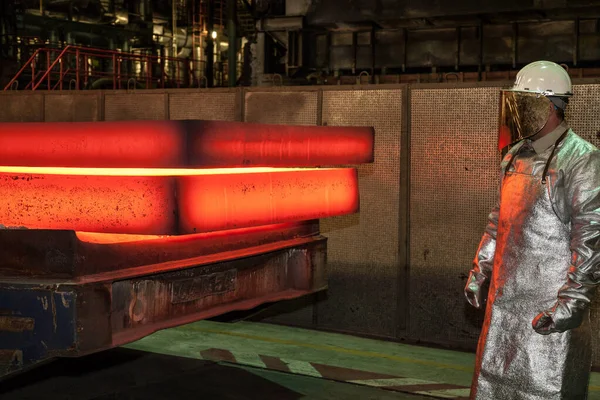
[153,26,190,47]
[227,0,237,87]
[206,0,214,87]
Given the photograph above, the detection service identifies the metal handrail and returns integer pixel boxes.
[52,68,73,90]
[3,48,43,90]
[31,45,75,90]
[4,45,204,91]
[199,75,208,88]
[127,78,137,91]
[23,71,46,90]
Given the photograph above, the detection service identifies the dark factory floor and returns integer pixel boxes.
[1,321,599,399]
[0,349,426,400]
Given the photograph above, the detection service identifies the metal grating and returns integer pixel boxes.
[104,94,166,121]
[44,94,99,122]
[409,87,501,346]
[169,92,240,121]
[244,91,318,125]
[566,85,600,148]
[565,84,600,365]
[0,94,43,122]
[319,89,402,338]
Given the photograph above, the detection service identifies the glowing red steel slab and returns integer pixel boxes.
[186,121,374,166]
[0,168,358,235]
[178,167,359,232]
[0,173,177,234]
[0,121,184,168]
[0,121,374,168]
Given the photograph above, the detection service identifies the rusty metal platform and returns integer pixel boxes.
[0,221,327,378]
[0,221,319,281]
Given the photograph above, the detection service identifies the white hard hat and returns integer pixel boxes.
[510,61,573,97]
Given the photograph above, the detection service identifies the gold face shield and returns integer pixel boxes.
[500,91,552,146]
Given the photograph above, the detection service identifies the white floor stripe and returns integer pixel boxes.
[415,388,471,398]
[229,351,267,368]
[347,378,437,387]
[202,350,470,399]
[279,358,322,377]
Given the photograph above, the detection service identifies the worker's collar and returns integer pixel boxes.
[530,120,570,154]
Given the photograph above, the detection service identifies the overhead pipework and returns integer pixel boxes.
[247,0,600,86]
[1,0,257,89]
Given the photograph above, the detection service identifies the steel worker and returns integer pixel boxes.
[464,60,600,399]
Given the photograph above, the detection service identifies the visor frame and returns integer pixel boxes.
[499,90,553,148]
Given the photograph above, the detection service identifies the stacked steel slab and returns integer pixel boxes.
[0,120,373,235]
[0,119,374,377]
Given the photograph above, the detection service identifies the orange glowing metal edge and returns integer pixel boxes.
[74,222,301,244]
[0,166,320,176]
[75,232,166,243]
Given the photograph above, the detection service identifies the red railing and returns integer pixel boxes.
[4,45,207,91]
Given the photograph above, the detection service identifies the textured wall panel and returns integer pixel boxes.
[45,94,99,122]
[260,291,315,327]
[244,91,318,125]
[0,94,43,122]
[565,84,600,365]
[104,94,166,121]
[243,90,319,327]
[566,85,600,148]
[318,89,402,338]
[409,87,501,347]
[169,92,240,121]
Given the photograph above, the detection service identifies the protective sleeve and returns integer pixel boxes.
[472,155,506,281]
[534,150,600,334]
[473,202,500,279]
[465,163,503,309]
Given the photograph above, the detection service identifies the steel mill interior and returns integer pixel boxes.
[2,1,600,400]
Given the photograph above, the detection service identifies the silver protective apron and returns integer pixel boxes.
[471,131,599,399]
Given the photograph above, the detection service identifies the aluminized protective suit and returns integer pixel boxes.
[467,124,600,399]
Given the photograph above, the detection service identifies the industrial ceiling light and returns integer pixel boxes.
[211,31,217,39]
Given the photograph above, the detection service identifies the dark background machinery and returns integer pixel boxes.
[270,0,600,85]
[3,0,600,89]
[0,0,266,89]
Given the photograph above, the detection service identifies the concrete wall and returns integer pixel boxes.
[2,84,600,363]
[0,89,243,123]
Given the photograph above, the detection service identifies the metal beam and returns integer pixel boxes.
[206,0,215,87]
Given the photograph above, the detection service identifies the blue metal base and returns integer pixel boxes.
[0,238,326,379]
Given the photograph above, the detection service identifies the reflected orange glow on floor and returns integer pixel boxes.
[74,222,301,244]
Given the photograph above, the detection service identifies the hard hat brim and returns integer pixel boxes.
[503,88,573,97]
